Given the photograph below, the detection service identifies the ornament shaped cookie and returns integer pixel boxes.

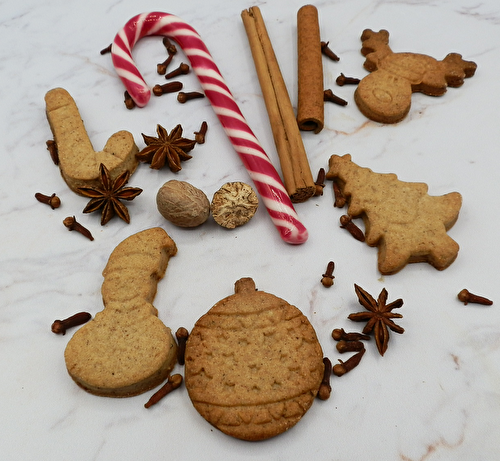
[184,277,324,441]
[354,29,477,123]
[326,154,462,275]
[64,228,178,397]
[45,88,139,194]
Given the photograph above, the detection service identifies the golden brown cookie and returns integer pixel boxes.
[45,88,139,193]
[326,154,462,274]
[64,228,178,397]
[354,29,477,123]
[184,277,324,441]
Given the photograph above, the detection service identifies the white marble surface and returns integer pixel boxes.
[1,0,499,459]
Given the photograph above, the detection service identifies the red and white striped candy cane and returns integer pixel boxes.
[111,12,308,244]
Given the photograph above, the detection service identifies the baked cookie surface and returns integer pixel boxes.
[184,277,324,441]
[64,227,178,397]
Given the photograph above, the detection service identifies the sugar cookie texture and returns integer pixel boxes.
[64,228,178,397]
[184,277,324,441]
[354,29,477,123]
[326,154,462,275]
[45,88,139,193]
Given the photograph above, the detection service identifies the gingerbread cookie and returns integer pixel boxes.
[45,88,139,194]
[354,29,477,123]
[326,154,462,274]
[184,278,324,441]
[64,228,178,397]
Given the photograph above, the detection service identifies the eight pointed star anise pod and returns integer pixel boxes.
[137,124,196,172]
[348,284,404,356]
[77,164,142,225]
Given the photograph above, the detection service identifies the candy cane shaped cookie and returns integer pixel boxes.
[111,12,308,244]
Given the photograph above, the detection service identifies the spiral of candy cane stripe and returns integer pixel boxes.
[111,12,308,244]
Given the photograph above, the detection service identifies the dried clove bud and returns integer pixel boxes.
[317,357,333,400]
[194,121,208,144]
[333,181,346,208]
[314,168,326,196]
[336,340,365,353]
[63,216,94,241]
[35,192,61,209]
[124,91,136,110]
[340,215,365,242]
[144,374,183,408]
[321,261,335,287]
[152,81,183,96]
[332,328,370,342]
[324,89,348,106]
[333,348,365,377]
[336,73,360,86]
[46,140,59,165]
[457,289,493,306]
[320,41,340,61]
[175,327,189,365]
[51,312,92,335]
[177,91,205,103]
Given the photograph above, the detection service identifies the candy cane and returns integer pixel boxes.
[111,12,308,244]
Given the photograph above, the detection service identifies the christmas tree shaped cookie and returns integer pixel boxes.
[326,154,462,274]
[354,29,477,123]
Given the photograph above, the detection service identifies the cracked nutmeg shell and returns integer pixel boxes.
[156,180,210,228]
[211,182,259,229]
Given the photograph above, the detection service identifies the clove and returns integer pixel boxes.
[144,374,183,408]
[340,215,365,242]
[333,348,365,376]
[63,216,94,241]
[324,89,348,106]
[317,357,333,400]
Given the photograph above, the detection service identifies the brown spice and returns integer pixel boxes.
[51,312,92,335]
[314,168,326,196]
[321,261,335,287]
[333,182,346,208]
[77,164,142,225]
[46,140,59,165]
[324,89,348,106]
[340,215,365,242]
[35,192,61,209]
[336,340,365,353]
[336,73,360,86]
[137,124,196,172]
[63,216,94,241]
[457,289,493,306]
[100,44,112,55]
[162,37,177,55]
[124,91,136,110]
[317,357,332,400]
[144,374,183,408]
[177,91,205,103]
[175,327,189,365]
[332,328,370,342]
[157,55,174,75]
[320,41,340,61]
[348,284,404,356]
[333,348,365,376]
[152,81,183,96]
[194,121,208,144]
[165,63,190,79]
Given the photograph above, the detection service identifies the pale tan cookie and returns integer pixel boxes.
[45,88,139,194]
[354,29,477,123]
[64,228,178,397]
[184,277,324,441]
[326,154,462,275]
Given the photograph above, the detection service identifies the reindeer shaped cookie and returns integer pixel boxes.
[354,29,477,123]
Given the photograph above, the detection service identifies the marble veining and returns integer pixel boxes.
[1,0,499,459]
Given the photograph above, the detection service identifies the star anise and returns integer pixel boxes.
[137,124,196,172]
[348,284,404,356]
[77,164,142,225]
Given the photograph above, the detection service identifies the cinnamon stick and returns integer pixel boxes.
[297,5,324,133]
[241,6,315,203]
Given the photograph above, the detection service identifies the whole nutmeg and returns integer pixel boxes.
[156,180,210,227]
[211,182,259,229]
